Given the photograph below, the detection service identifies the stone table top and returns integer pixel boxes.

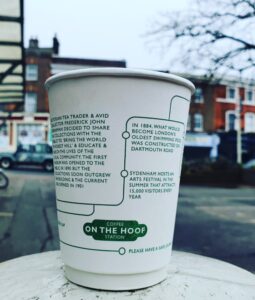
[0,250,255,300]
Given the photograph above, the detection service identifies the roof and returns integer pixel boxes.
[52,56,126,67]
[50,57,127,75]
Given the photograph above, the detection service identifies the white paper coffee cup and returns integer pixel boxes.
[45,68,195,291]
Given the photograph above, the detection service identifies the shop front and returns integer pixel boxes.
[0,113,50,152]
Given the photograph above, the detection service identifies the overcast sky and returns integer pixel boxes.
[24,0,188,70]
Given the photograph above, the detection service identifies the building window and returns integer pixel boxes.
[194,88,204,103]
[244,113,255,132]
[0,123,9,148]
[26,64,38,81]
[227,86,237,100]
[225,111,236,131]
[193,113,203,131]
[245,89,255,103]
[25,92,37,113]
[17,124,44,145]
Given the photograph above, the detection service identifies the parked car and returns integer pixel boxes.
[0,143,54,172]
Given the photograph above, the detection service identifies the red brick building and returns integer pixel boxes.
[0,37,126,150]
[25,37,126,114]
[185,75,255,133]
[1,37,255,152]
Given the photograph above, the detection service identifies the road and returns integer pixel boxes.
[175,185,255,272]
[0,168,58,261]
[0,168,255,272]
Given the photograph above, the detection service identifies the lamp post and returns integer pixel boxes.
[236,96,242,164]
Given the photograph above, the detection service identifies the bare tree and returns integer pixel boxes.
[148,0,255,77]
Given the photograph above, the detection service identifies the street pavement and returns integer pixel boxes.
[0,168,255,273]
[175,185,255,273]
[0,168,58,261]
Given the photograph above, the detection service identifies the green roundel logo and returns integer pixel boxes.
[83,220,147,242]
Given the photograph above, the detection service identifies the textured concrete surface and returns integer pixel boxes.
[0,251,254,300]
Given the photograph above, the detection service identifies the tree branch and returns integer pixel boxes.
[147,0,255,77]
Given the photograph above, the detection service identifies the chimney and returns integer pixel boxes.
[29,37,39,48]
[53,34,60,55]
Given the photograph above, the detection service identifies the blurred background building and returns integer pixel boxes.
[0,0,254,163]
[186,75,255,133]
[184,75,255,162]
[0,36,126,151]
[1,35,255,162]
[0,0,25,151]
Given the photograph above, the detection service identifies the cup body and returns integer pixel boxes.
[46,68,195,291]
